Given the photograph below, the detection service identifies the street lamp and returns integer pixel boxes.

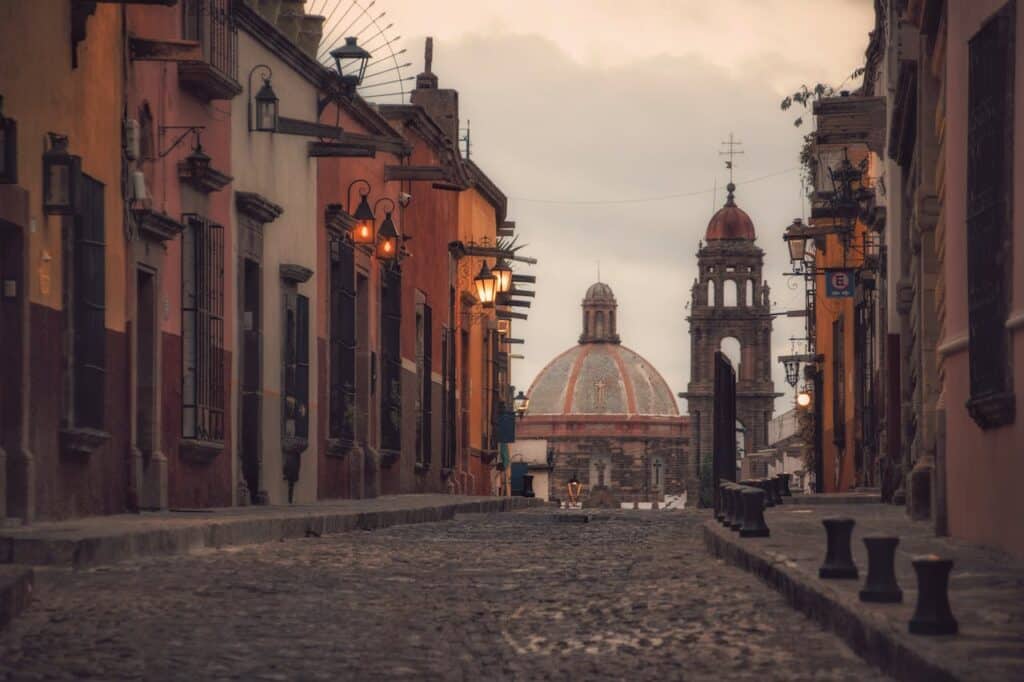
[492,258,513,294]
[514,390,529,419]
[248,64,279,132]
[474,261,497,307]
[42,133,80,215]
[797,390,812,408]
[784,218,807,262]
[330,37,371,94]
[375,198,399,261]
[567,473,584,508]
[783,356,801,388]
[348,179,375,245]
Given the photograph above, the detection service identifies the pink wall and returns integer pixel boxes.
[942,0,1024,558]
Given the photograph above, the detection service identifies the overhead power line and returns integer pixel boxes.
[510,167,800,206]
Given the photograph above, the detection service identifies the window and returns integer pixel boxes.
[182,215,224,441]
[966,1,1016,428]
[441,322,456,470]
[64,175,106,431]
[329,236,356,445]
[707,279,715,307]
[380,267,402,452]
[415,300,433,467]
[723,279,738,307]
[283,292,310,441]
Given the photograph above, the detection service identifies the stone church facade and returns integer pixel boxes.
[518,283,689,506]
[682,183,779,503]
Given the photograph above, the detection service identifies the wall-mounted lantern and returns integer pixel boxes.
[785,218,807,262]
[796,390,812,408]
[248,64,279,133]
[514,390,529,420]
[492,257,513,294]
[375,198,399,261]
[0,96,17,184]
[782,356,801,388]
[474,261,497,307]
[42,133,81,215]
[347,179,375,245]
[330,37,371,94]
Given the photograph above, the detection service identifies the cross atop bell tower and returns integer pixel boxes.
[719,132,744,185]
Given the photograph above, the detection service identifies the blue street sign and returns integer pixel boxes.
[825,269,856,298]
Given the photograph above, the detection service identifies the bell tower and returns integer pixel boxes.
[683,183,779,503]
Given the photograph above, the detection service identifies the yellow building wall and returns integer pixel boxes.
[0,1,127,330]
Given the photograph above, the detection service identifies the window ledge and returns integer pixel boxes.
[179,438,224,463]
[60,427,111,458]
[966,391,1016,430]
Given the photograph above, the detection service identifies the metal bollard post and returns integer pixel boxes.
[770,476,786,504]
[908,556,958,635]
[716,480,729,524]
[755,479,776,508]
[739,487,770,538]
[764,477,782,506]
[726,484,743,531]
[859,536,902,603]
[819,517,859,579]
[778,472,793,497]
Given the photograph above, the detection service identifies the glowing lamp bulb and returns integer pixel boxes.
[797,392,811,408]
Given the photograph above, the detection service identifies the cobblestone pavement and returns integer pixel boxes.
[0,510,885,681]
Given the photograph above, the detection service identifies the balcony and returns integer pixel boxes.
[178,0,242,101]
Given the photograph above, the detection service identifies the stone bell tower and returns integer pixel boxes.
[683,183,778,502]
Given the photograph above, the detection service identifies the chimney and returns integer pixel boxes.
[410,37,460,144]
[297,14,325,59]
[276,0,306,43]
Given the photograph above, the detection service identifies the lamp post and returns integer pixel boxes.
[247,64,279,133]
[566,473,583,508]
[785,218,808,263]
[347,179,375,245]
[474,261,497,307]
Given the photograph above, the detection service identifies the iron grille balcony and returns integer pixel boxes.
[179,0,242,101]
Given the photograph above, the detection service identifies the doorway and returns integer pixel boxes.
[241,258,262,503]
[0,223,23,519]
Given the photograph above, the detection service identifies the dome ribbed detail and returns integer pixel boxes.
[705,183,756,241]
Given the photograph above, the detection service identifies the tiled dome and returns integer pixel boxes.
[584,281,616,302]
[525,343,679,417]
[706,183,756,241]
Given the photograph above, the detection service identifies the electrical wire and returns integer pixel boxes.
[510,167,800,205]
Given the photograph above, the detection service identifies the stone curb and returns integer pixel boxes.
[0,566,33,631]
[703,519,959,682]
[1,497,541,569]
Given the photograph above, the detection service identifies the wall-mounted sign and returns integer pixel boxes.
[825,269,855,298]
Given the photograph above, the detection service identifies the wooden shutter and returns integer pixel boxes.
[74,175,106,430]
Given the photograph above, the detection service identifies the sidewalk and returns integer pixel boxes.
[704,499,1024,681]
[0,495,540,569]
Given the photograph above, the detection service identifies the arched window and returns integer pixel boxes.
[720,336,742,377]
[609,310,616,336]
[584,310,591,335]
[723,279,738,307]
[745,279,754,307]
[595,311,605,337]
[707,280,716,307]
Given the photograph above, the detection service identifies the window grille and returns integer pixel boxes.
[329,236,356,443]
[832,316,845,447]
[181,0,238,81]
[380,267,402,452]
[182,214,225,441]
[283,293,310,440]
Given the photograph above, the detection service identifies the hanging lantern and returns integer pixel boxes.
[351,192,375,245]
[0,96,17,184]
[376,211,399,261]
[514,390,529,419]
[330,37,371,93]
[42,133,80,215]
[253,76,279,132]
[492,258,513,294]
[781,355,801,388]
[785,218,807,262]
[474,261,497,307]
[185,136,211,181]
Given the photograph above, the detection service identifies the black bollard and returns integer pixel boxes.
[908,556,958,635]
[755,479,776,508]
[727,485,743,531]
[764,477,782,506]
[739,487,770,538]
[771,476,786,504]
[819,517,859,579]
[522,474,535,498]
[778,472,793,497]
[716,481,729,523]
[859,536,902,603]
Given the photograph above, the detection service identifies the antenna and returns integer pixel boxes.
[597,260,601,283]
[712,178,717,211]
[719,132,744,184]
[459,119,471,159]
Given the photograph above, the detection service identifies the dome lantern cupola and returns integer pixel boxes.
[580,281,620,344]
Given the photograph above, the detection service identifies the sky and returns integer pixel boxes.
[319,0,875,416]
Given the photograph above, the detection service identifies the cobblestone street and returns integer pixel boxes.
[0,510,883,681]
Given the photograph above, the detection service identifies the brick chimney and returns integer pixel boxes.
[297,14,325,59]
[410,37,460,144]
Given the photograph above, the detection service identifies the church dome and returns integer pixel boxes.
[705,183,756,241]
[525,343,679,417]
[525,281,678,418]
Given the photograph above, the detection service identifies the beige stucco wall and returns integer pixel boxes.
[231,30,321,505]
